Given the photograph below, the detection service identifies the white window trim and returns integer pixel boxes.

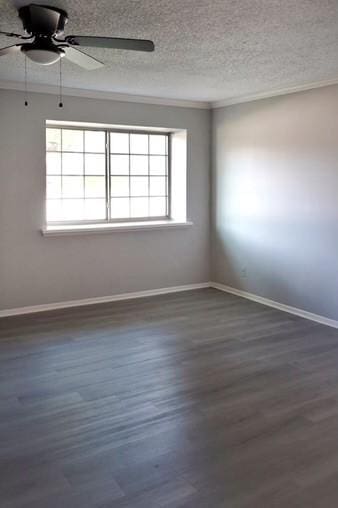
[42,220,193,236]
[44,121,188,234]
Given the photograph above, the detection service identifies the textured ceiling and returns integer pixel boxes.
[1,0,338,103]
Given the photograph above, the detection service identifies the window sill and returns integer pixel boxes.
[42,220,193,237]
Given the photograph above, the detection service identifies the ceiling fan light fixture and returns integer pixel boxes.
[22,45,64,65]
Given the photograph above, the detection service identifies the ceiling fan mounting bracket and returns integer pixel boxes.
[19,4,68,37]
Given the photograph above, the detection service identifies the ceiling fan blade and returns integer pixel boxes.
[63,46,104,70]
[0,44,22,57]
[65,36,154,52]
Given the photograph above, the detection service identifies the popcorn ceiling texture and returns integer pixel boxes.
[1,0,338,102]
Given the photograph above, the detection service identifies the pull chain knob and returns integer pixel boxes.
[24,54,28,106]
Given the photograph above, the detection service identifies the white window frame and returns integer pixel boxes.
[43,121,191,236]
[46,124,171,226]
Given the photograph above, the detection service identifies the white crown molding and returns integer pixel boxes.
[2,77,338,111]
[0,282,210,318]
[211,282,338,329]
[211,78,338,109]
[0,80,211,109]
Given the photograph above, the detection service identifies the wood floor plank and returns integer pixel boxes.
[0,288,338,507]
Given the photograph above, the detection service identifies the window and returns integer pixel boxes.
[46,126,170,224]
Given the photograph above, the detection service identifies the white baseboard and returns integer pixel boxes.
[0,282,210,318]
[210,282,338,329]
[2,281,337,330]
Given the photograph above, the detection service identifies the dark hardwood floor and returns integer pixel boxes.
[1,288,338,507]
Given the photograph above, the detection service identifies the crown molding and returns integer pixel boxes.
[211,78,338,108]
[0,80,211,109]
[2,77,338,111]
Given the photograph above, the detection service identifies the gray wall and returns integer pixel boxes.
[0,89,210,310]
[212,85,338,321]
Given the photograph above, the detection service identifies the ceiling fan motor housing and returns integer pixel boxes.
[19,4,68,36]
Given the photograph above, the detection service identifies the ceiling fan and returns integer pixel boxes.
[0,3,155,69]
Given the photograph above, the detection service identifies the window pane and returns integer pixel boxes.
[110,155,129,175]
[85,130,105,153]
[149,135,167,155]
[46,127,170,225]
[130,155,148,175]
[62,176,84,198]
[62,129,83,152]
[111,176,129,197]
[85,176,106,198]
[130,134,148,154]
[46,152,61,174]
[47,199,63,221]
[130,176,148,197]
[130,197,149,217]
[150,176,166,196]
[110,198,130,219]
[110,132,129,153]
[85,154,105,175]
[150,197,166,216]
[47,176,61,199]
[46,128,61,151]
[84,199,106,220]
[149,156,166,175]
[62,153,83,175]
[62,199,85,221]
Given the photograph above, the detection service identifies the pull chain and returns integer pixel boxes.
[24,55,28,106]
[24,56,65,109]
[59,57,63,108]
